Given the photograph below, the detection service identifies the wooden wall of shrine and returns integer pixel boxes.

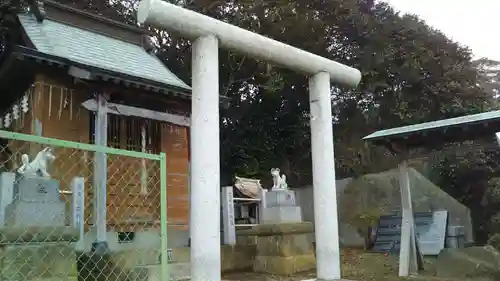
[6,72,190,232]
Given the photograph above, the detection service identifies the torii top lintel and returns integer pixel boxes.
[137,0,362,88]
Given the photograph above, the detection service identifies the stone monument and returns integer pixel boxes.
[248,168,315,275]
[261,168,302,223]
[0,147,78,281]
[5,147,65,227]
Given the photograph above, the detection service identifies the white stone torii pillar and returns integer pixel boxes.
[137,1,361,280]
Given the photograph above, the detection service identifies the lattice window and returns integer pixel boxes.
[89,112,163,227]
[89,113,161,152]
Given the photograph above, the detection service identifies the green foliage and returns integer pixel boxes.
[352,208,384,238]
[490,213,500,231]
[47,0,490,183]
[487,178,500,204]
[488,233,500,250]
[44,0,498,241]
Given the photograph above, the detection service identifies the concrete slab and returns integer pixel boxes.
[139,262,191,281]
[302,279,356,281]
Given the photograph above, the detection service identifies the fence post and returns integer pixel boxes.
[398,161,419,276]
[93,93,108,251]
[221,186,235,245]
[258,188,267,224]
[71,177,85,249]
[160,152,170,281]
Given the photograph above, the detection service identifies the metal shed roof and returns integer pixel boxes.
[363,110,500,142]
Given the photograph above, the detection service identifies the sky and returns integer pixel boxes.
[384,0,500,61]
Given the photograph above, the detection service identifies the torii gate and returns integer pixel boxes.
[137,1,362,280]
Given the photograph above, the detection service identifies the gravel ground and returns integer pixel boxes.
[223,271,315,281]
[220,249,445,281]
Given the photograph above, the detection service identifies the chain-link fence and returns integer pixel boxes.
[0,130,169,281]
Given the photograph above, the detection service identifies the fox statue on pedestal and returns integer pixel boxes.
[17,147,56,178]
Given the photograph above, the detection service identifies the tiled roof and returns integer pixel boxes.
[18,14,191,92]
[234,177,263,199]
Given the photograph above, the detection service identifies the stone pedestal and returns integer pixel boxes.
[5,177,65,227]
[0,226,78,281]
[238,222,316,275]
[266,189,296,206]
[262,189,302,224]
[0,172,15,226]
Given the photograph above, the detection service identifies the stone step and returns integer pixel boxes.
[169,247,190,263]
[170,262,191,281]
[133,262,191,281]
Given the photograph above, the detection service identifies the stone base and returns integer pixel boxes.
[254,254,315,275]
[221,244,256,272]
[1,243,76,281]
[262,206,302,224]
[96,244,257,280]
[4,177,65,227]
[266,189,297,207]
[77,251,120,281]
[5,201,65,227]
[0,226,78,281]
[137,262,191,281]
[239,222,316,275]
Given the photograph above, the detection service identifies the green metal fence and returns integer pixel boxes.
[0,130,169,281]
